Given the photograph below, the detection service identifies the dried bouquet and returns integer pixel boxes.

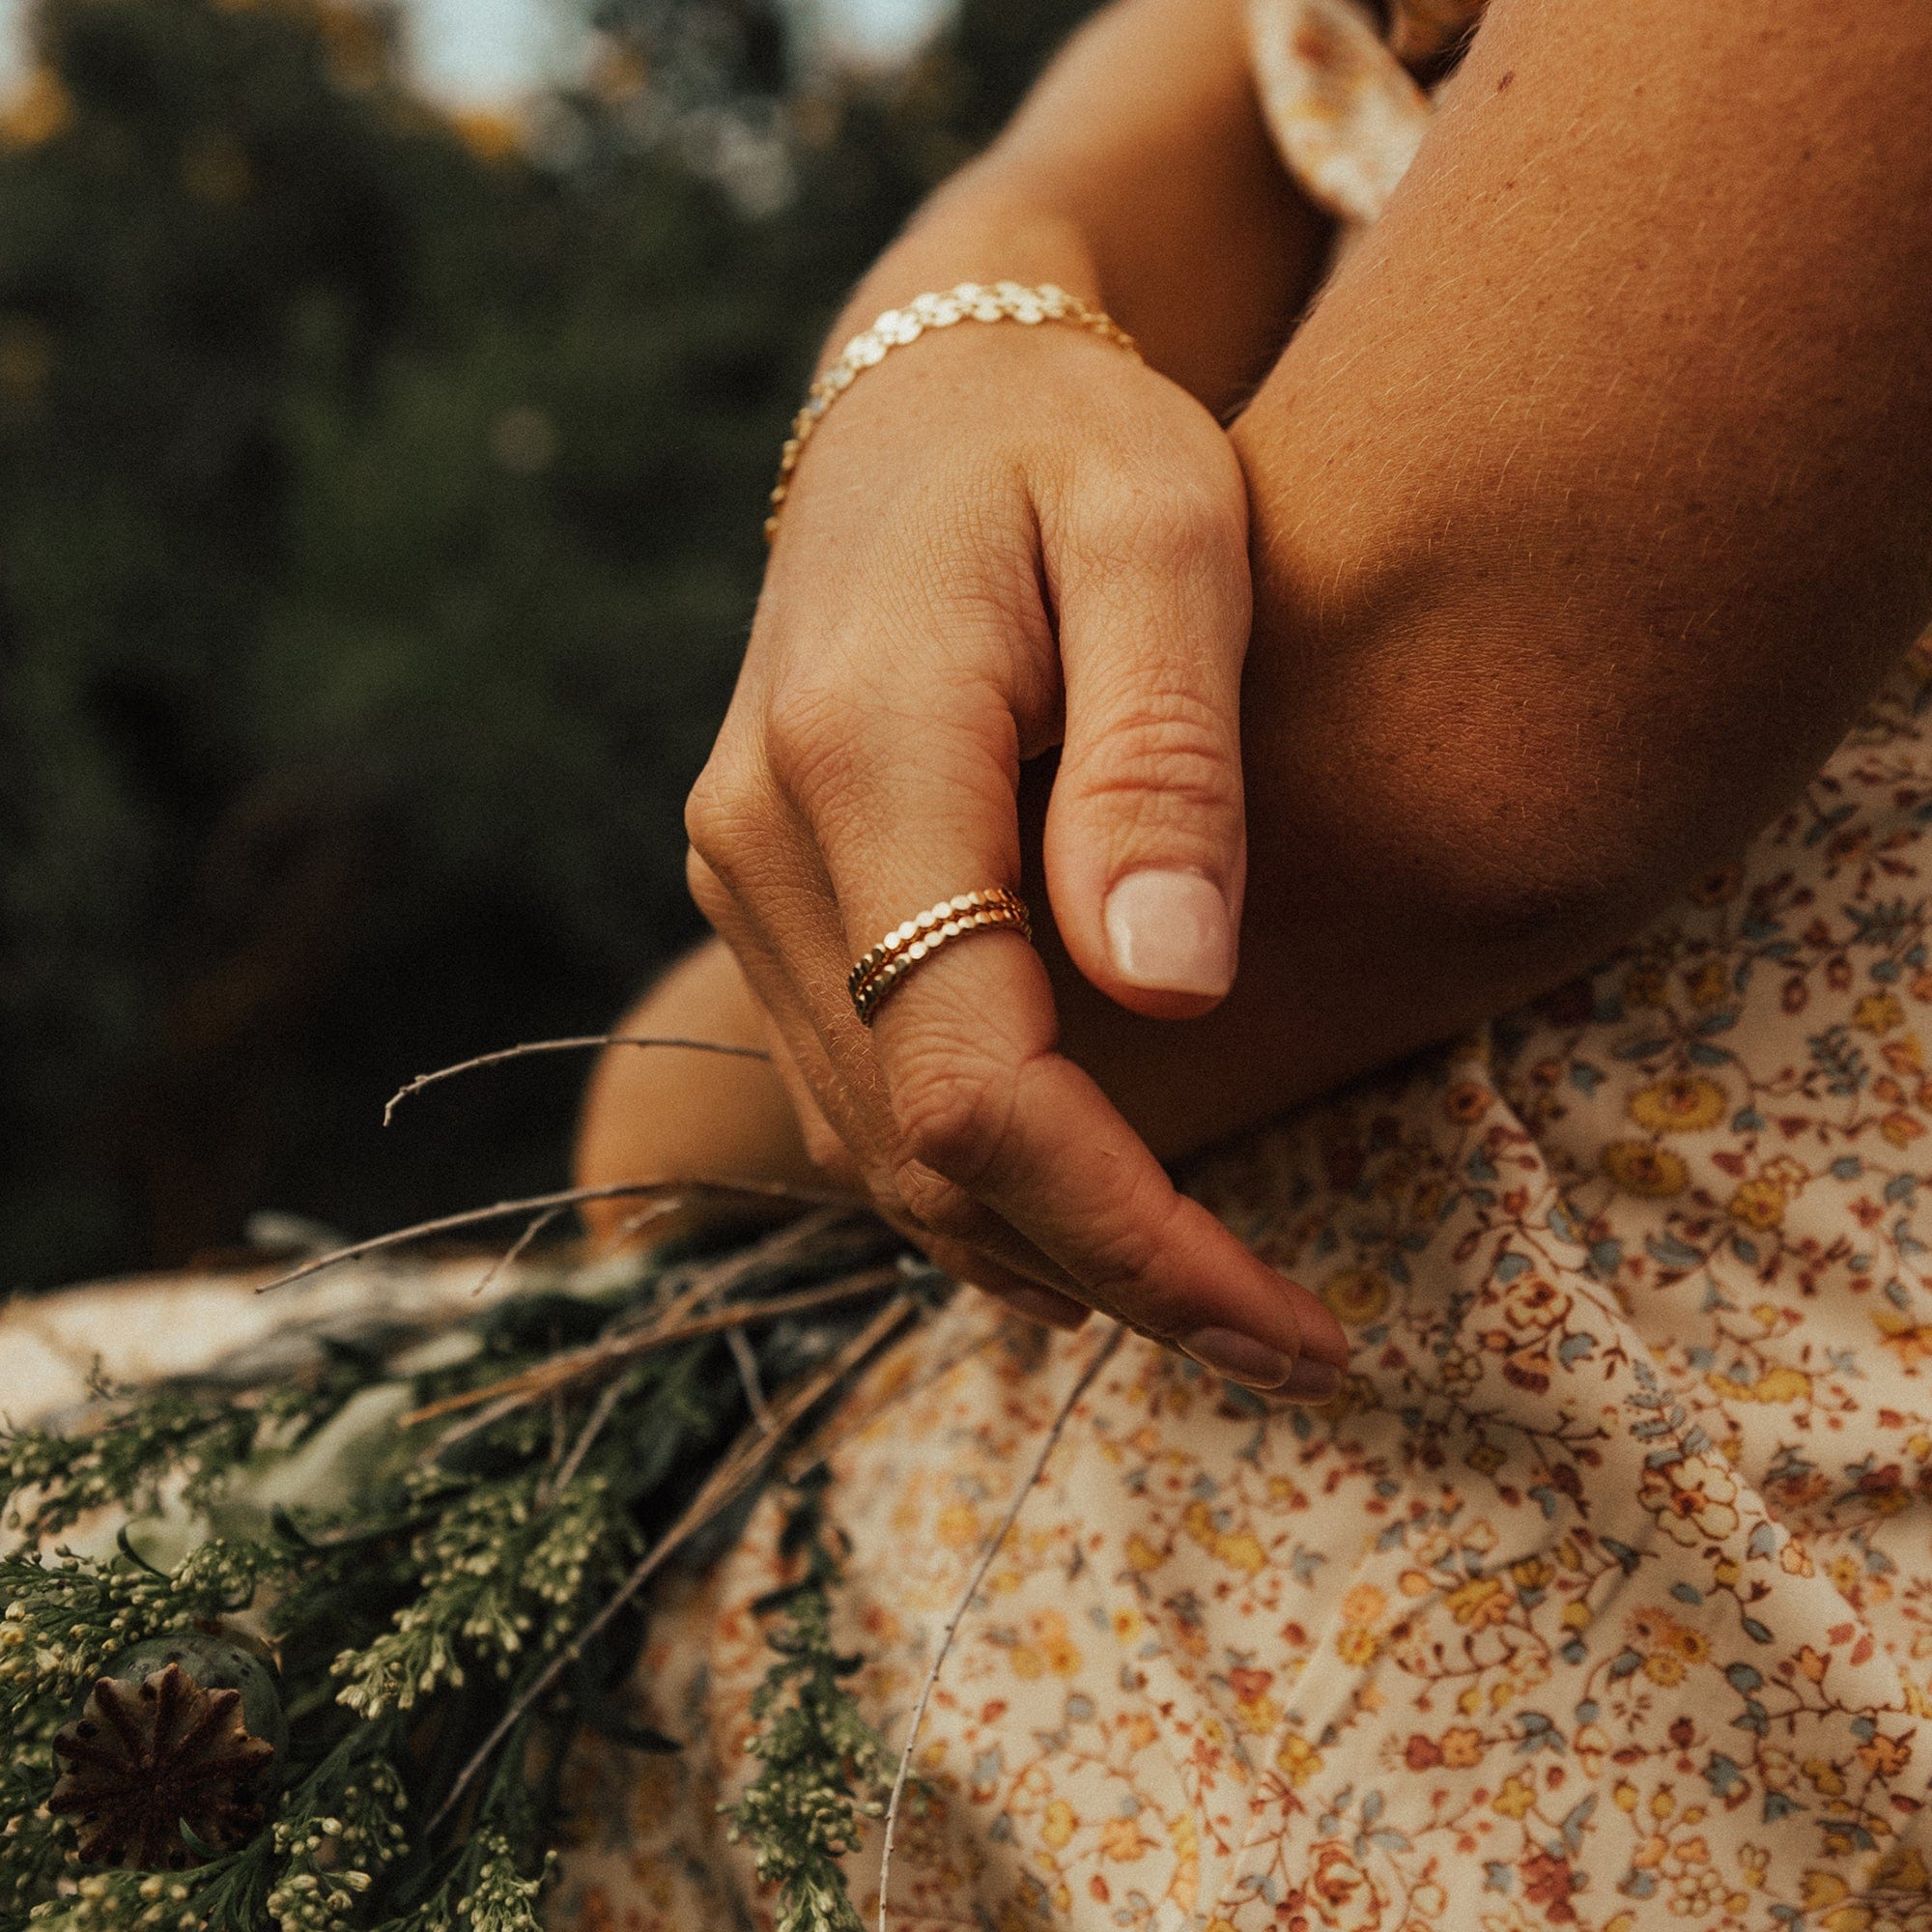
[0,1046,940,1932]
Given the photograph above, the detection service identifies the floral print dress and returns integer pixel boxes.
[554,7,1932,1929]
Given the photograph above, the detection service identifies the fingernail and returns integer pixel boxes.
[1103,870,1234,997]
[1180,1325,1296,1390]
[1278,1356,1344,1404]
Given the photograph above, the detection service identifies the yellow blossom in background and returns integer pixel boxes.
[0,70,71,147]
[450,108,524,163]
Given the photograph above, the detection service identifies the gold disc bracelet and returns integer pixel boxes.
[765,282,1140,541]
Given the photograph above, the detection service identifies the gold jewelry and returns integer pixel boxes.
[848,888,1032,1025]
[765,282,1141,541]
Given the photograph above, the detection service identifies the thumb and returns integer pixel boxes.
[1040,462,1252,1018]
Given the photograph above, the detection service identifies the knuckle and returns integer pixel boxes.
[889,1042,1014,1189]
[1079,463,1244,578]
[683,757,761,876]
[1067,687,1241,820]
[762,677,872,822]
[1077,1189,1191,1338]
[893,1164,985,1246]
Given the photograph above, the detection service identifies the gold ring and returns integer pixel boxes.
[847,889,1032,1026]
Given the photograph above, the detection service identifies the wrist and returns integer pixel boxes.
[821,183,1107,375]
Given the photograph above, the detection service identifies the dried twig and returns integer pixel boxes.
[424,1292,921,1839]
[545,1371,633,1503]
[727,1327,775,1435]
[383,1033,772,1126]
[875,1321,1123,1932]
[400,1267,900,1427]
[470,1204,566,1298]
[255,1177,852,1293]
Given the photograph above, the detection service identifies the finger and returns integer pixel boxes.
[875,947,1348,1398]
[1038,442,1252,1019]
[693,844,1091,1300]
[792,706,1346,1399]
[916,1233,1092,1332]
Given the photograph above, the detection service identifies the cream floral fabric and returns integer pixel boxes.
[554,9,1932,1929]
[555,658,1932,1932]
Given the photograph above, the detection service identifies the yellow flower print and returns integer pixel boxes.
[1728,1176,1790,1230]
[1040,1799,1077,1848]
[1624,961,1670,1008]
[1340,1582,1387,1625]
[1275,1733,1322,1788]
[1880,1109,1927,1148]
[1601,1139,1689,1198]
[936,1503,981,1549]
[1321,1269,1391,1327]
[1685,959,1730,1007]
[1855,991,1905,1034]
[1335,1624,1378,1665]
[1097,1816,1151,1862]
[1629,1074,1726,1134]
[1870,1845,1931,1893]
[1641,1650,1687,1686]
[1181,1501,1266,1577]
[1492,1775,1536,1819]
[1638,1454,1742,1547]
[1125,1533,1166,1573]
[1508,1555,1552,1591]
[1445,1577,1511,1630]
[1010,1610,1082,1679]
[1439,1726,1484,1768]
[1884,1031,1926,1073]
[1857,1731,1913,1777]
[1802,1871,1851,1911]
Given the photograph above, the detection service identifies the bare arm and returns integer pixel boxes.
[1052,0,1932,1151]
[822,0,1326,412]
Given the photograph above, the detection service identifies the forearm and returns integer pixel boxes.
[826,0,1327,412]
[1056,0,1932,1157]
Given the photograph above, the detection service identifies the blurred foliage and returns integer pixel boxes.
[0,0,1094,1287]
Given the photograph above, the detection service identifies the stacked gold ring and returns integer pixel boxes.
[847,888,1032,1026]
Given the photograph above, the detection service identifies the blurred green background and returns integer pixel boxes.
[0,0,1092,1288]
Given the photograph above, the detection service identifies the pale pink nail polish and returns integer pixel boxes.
[1102,870,1234,997]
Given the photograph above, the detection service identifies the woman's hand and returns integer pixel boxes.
[684,312,1350,1399]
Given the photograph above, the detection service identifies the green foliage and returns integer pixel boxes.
[724,1486,887,1932]
[0,1217,916,1930]
[0,0,1099,1288]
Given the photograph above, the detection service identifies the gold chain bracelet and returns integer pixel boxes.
[764,281,1140,542]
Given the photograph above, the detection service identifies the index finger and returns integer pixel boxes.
[814,727,1349,1396]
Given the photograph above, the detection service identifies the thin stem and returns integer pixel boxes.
[422,1293,921,1840]
[876,1321,1123,1932]
[383,1034,772,1126]
[544,1371,632,1503]
[255,1178,851,1293]
[727,1326,775,1435]
[400,1268,901,1427]
[470,1204,566,1298]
